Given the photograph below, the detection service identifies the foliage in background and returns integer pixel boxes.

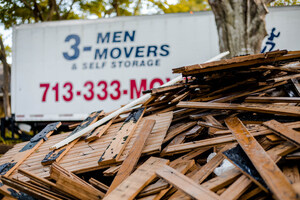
[0,0,84,29]
[80,0,144,17]
[269,0,300,6]
[147,0,210,14]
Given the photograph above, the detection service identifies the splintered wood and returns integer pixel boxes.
[1,50,300,200]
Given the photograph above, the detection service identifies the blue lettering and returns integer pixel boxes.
[94,49,108,59]
[124,47,134,58]
[97,33,110,43]
[147,46,158,57]
[113,31,122,43]
[160,44,170,56]
[124,31,135,42]
[111,48,121,59]
[135,46,145,58]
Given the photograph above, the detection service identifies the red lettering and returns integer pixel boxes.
[40,83,50,102]
[150,78,163,89]
[130,79,147,99]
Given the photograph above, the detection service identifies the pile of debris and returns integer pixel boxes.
[0,49,299,200]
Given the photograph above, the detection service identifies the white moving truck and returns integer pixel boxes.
[11,6,300,122]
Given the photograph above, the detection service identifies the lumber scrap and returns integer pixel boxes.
[263,120,300,146]
[177,101,300,117]
[219,175,252,200]
[138,160,195,198]
[85,116,116,142]
[162,121,197,144]
[41,111,103,165]
[0,122,61,198]
[225,117,298,200]
[107,119,156,194]
[201,168,242,192]
[156,165,220,200]
[98,108,145,165]
[168,144,235,200]
[50,163,104,200]
[104,157,169,200]
[1,176,63,200]
[173,50,288,75]
[89,178,109,192]
[245,96,300,103]
[283,164,300,184]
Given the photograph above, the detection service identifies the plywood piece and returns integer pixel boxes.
[156,165,220,200]
[107,119,155,194]
[104,157,169,200]
[98,108,145,165]
[263,120,300,146]
[225,117,298,200]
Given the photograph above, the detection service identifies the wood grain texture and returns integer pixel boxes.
[263,120,300,146]
[162,121,300,156]
[163,121,197,143]
[225,117,298,200]
[104,157,169,200]
[107,119,156,194]
[219,175,252,200]
[156,165,220,200]
[169,144,234,200]
[177,101,300,117]
[98,108,145,165]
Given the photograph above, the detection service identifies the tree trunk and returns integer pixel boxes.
[208,0,271,58]
[0,37,11,118]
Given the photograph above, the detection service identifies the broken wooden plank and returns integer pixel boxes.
[168,144,235,200]
[89,178,109,192]
[0,122,61,177]
[173,50,288,74]
[17,169,77,199]
[225,117,298,200]
[201,168,242,192]
[162,121,197,144]
[104,157,169,200]
[263,120,300,146]
[107,119,156,194]
[177,101,300,117]
[283,164,300,184]
[1,176,63,200]
[156,165,220,200]
[138,160,195,198]
[245,96,300,103]
[0,122,61,198]
[41,111,103,165]
[98,108,145,165]
[85,116,116,142]
[50,163,104,200]
[219,175,252,200]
